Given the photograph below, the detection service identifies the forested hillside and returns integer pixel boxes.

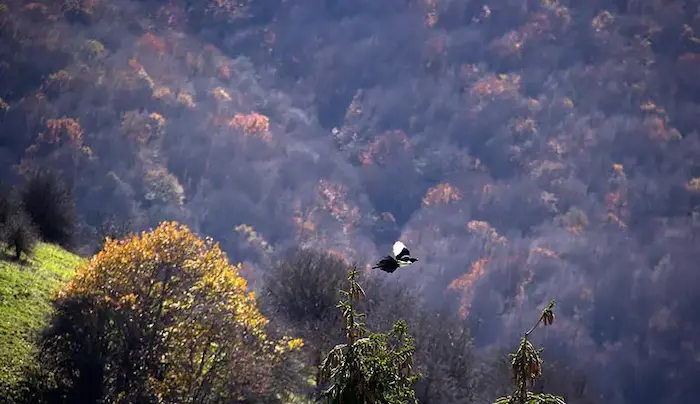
[2,0,700,403]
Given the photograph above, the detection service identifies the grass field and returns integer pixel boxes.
[0,243,82,392]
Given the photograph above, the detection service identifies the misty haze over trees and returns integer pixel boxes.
[1,0,700,402]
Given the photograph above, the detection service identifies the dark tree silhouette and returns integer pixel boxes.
[0,184,38,260]
[2,208,39,261]
[20,170,77,249]
[260,248,351,393]
[0,183,14,226]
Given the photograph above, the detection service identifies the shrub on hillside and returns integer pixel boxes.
[0,186,38,260]
[2,208,39,261]
[30,221,304,403]
[20,170,77,249]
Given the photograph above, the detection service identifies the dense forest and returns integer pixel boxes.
[1,0,700,402]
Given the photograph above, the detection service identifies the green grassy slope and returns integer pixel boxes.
[0,243,82,391]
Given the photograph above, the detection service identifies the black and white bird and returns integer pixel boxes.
[372,241,419,273]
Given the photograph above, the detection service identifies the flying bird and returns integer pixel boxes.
[372,241,419,273]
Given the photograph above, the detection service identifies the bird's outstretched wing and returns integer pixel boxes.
[373,256,399,273]
[392,241,410,260]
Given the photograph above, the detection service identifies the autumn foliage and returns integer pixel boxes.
[422,183,462,207]
[32,221,303,403]
[228,112,273,144]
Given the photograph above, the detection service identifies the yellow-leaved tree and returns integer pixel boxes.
[26,221,303,404]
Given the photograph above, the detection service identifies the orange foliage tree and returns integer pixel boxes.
[43,117,84,146]
[33,221,303,403]
[228,112,272,144]
[448,221,508,318]
[422,183,462,207]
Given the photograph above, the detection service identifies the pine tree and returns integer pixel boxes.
[318,267,419,404]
